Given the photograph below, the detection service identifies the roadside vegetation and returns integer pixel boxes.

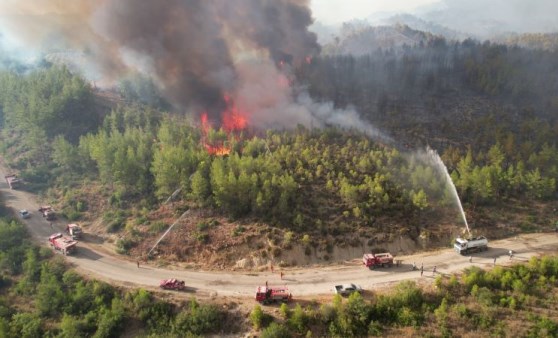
[0,210,238,337]
[250,257,558,337]
[1,199,558,337]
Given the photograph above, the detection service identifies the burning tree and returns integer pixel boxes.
[200,95,249,156]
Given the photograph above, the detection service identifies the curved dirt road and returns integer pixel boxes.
[2,177,558,299]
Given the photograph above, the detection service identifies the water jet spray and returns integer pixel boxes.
[425,147,471,236]
[147,210,190,258]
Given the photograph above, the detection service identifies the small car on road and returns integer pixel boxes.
[19,209,30,219]
[334,283,363,297]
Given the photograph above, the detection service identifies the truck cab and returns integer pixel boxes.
[39,206,56,221]
[66,224,82,240]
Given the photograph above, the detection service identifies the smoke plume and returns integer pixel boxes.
[0,0,387,141]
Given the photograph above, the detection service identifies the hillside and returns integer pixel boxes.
[322,23,439,56]
[0,36,557,270]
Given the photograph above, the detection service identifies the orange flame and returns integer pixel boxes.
[205,143,231,156]
[200,96,248,156]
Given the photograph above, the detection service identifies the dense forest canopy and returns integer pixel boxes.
[0,38,557,235]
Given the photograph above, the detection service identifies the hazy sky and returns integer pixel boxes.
[310,0,440,25]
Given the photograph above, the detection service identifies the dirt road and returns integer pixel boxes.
[2,177,558,299]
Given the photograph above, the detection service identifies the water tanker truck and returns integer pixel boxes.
[454,236,488,255]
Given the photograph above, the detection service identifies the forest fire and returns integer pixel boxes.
[222,95,248,132]
[200,96,249,156]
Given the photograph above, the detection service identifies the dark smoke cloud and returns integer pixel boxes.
[92,0,236,116]
[0,0,320,120]
[218,0,319,65]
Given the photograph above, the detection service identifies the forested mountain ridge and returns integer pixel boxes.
[299,37,558,149]
[0,34,557,267]
[322,23,440,56]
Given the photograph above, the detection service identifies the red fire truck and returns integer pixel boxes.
[49,233,77,255]
[255,285,292,305]
[362,252,394,269]
[5,174,21,189]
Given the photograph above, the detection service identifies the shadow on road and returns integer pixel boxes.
[74,247,103,261]
[83,233,105,244]
[181,286,197,293]
[472,246,513,258]
[0,191,17,201]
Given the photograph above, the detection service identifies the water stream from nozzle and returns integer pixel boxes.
[427,148,470,236]
[147,210,190,257]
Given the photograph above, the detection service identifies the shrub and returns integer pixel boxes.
[194,232,209,244]
[135,216,148,225]
[530,316,558,337]
[393,281,424,310]
[396,306,423,327]
[319,304,337,324]
[279,303,290,319]
[116,238,135,255]
[434,298,449,326]
[271,247,282,258]
[250,305,269,330]
[172,299,221,335]
[368,320,383,336]
[76,201,87,212]
[9,313,42,338]
[196,222,209,231]
[64,209,82,221]
[261,322,291,338]
[288,304,306,333]
[149,221,167,233]
[107,220,124,233]
[232,225,245,237]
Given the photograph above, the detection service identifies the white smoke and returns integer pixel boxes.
[235,57,392,143]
